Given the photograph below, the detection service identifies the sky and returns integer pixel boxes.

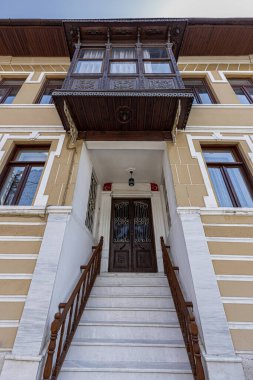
[0,0,253,19]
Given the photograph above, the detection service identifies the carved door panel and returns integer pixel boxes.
[109,199,157,272]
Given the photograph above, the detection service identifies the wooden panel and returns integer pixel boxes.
[181,24,253,56]
[0,25,68,57]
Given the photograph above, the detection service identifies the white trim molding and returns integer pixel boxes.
[211,255,253,261]
[181,70,253,84]
[216,275,253,281]
[0,132,65,207]
[186,133,253,208]
[222,297,253,304]
[229,322,253,330]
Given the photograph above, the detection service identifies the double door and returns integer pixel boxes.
[109,198,157,272]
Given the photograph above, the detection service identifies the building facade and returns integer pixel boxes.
[0,18,252,380]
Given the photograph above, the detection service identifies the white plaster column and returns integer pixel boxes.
[1,210,71,380]
[98,191,112,272]
[151,191,166,272]
[178,210,245,380]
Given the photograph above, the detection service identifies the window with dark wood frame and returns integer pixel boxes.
[228,78,253,104]
[0,147,49,206]
[202,146,253,207]
[36,79,64,104]
[183,78,215,104]
[0,79,24,104]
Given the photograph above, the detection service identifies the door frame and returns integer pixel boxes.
[98,183,166,273]
[109,197,157,273]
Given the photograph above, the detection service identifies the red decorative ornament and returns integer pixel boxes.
[150,183,159,191]
[103,183,112,191]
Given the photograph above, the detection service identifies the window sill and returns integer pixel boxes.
[191,104,253,108]
[177,206,253,216]
[0,205,72,216]
[0,104,55,108]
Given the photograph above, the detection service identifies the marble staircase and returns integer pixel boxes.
[58,273,194,380]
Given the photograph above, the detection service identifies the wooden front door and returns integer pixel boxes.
[109,198,157,272]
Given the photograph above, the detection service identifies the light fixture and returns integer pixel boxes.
[128,170,135,187]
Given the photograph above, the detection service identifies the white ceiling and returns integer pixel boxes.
[88,148,163,184]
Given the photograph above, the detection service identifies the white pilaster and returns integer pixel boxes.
[1,211,71,380]
[98,191,112,272]
[151,192,166,272]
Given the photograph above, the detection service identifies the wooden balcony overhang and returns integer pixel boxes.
[53,89,193,141]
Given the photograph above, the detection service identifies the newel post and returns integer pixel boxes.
[43,312,62,379]
[189,319,205,380]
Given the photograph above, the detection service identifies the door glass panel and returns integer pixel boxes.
[208,167,234,207]
[113,202,130,242]
[227,167,253,207]
[18,166,44,205]
[134,201,151,242]
[0,166,25,205]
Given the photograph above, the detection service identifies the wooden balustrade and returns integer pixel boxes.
[43,236,103,380]
[160,237,205,380]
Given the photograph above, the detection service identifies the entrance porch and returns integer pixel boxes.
[87,141,169,273]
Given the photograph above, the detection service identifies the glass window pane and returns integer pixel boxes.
[80,49,104,59]
[227,167,253,207]
[184,79,204,86]
[112,48,136,59]
[144,62,172,74]
[0,88,7,103]
[15,150,48,162]
[110,62,137,74]
[234,88,250,104]
[143,47,168,59]
[18,167,43,206]
[39,94,53,104]
[0,166,25,205]
[246,86,253,101]
[74,60,102,74]
[197,86,213,104]
[208,167,233,207]
[3,95,16,104]
[203,150,236,163]
[229,79,252,86]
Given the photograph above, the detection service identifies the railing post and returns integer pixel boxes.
[189,320,205,380]
[43,313,62,379]
[160,236,205,380]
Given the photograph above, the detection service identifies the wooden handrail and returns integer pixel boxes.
[43,236,103,380]
[160,237,205,380]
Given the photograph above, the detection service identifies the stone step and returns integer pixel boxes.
[81,307,177,323]
[96,275,168,286]
[76,321,183,341]
[66,339,188,362]
[91,285,171,297]
[59,360,194,380]
[87,295,174,308]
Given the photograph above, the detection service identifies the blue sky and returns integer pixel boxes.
[0,0,253,19]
